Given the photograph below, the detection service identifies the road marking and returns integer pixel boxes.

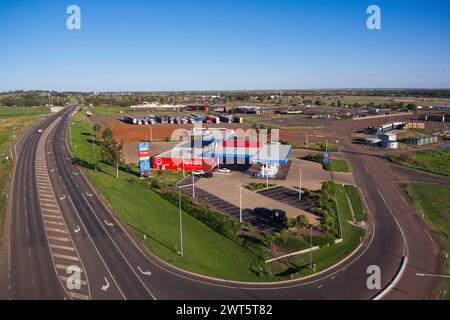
[67,194,126,300]
[74,225,81,233]
[59,275,87,286]
[47,227,69,234]
[44,220,65,226]
[102,278,110,292]
[60,195,66,200]
[52,253,79,262]
[47,235,70,242]
[363,164,370,174]
[50,244,75,251]
[69,292,89,300]
[81,194,156,300]
[138,266,152,277]
[317,284,323,289]
[104,220,114,227]
[86,192,93,197]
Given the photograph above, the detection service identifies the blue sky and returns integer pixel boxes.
[0,0,449,91]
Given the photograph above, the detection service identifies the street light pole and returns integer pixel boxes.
[239,187,243,223]
[92,136,97,172]
[309,224,313,272]
[178,185,184,258]
[192,173,195,198]
[299,169,302,201]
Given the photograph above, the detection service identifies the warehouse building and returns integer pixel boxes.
[404,135,438,146]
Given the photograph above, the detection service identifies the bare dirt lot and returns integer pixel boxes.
[92,114,252,143]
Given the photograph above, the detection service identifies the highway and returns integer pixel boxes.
[0,107,442,300]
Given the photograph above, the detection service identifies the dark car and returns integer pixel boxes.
[271,209,286,222]
[254,207,272,218]
[201,172,214,178]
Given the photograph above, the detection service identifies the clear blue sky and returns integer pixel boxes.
[1,0,449,91]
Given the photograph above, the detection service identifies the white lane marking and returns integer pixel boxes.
[67,194,126,300]
[44,220,65,226]
[376,188,409,256]
[137,266,152,277]
[47,227,69,234]
[86,192,93,197]
[104,220,114,227]
[69,292,89,300]
[60,275,87,286]
[74,225,81,233]
[102,278,110,292]
[363,164,370,174]
[317,284,323,289]
[81,194,156,300]
[56,264,83,272]
[52,253,79,262]
[47,235,70,242]
[49,244,75,251]
[60,195,66,200]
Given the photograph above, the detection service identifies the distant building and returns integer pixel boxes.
[404,135,438,146]
[234,106,261,114]
[433,105,450,111]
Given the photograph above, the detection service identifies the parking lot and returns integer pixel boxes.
[257,186,318,212]
[180,184,279,232]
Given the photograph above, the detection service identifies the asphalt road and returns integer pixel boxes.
[0,107,443,300]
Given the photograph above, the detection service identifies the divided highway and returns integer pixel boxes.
[0,107,442,300]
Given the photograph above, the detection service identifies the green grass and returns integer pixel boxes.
[289,183,364,274]
[388,148,450,177]
[324,159,352,173]
[268,182,364,277]
[0,106,50,118]
[151,170,188,187]
[303,154,351,172]
[404,182,450,300]
[70,112,262,281]
[345,185,367,222]
[244,182,277,191]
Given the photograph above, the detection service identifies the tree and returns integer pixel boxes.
[93,123,101,136]
[100,128,123,178]
[321,211,336,234]
[295,215,309,228]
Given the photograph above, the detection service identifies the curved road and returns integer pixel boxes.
[0,107,442,300]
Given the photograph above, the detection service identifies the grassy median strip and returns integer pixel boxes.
[404,182,450,300]
[345,185,367,222]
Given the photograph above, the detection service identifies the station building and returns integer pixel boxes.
[151,128,291,177]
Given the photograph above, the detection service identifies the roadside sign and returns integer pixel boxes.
[139,142,151,177]
[323,152,331,164]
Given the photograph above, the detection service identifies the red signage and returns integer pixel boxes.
[139,150,150,158]
[152,157,215,171]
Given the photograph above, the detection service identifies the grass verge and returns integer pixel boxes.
[404,182,450,300]
[387,148,450,177]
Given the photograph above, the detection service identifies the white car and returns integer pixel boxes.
[192,170,205,176]
[217,168,230,173]
[37,129,43,133]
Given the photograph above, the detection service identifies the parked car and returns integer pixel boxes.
[193,170,206,176]
[271,209,286,222]
[201,172,214,178]
[254,207,272,218]
[216,168,230,173]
